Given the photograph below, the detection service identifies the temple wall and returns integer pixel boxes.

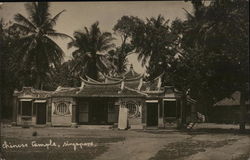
[51,97,74,126]
[16,115,36,126]
[119,97,145,129]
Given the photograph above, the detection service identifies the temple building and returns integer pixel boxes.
[12,65,196,129]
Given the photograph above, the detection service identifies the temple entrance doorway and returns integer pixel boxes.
[89,100,108,124]
[147,102,158,126]
[36,102,46,124]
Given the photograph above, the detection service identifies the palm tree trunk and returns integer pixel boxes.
[88,56,98,80]
[239,90,246,131]
[118,36,127,74]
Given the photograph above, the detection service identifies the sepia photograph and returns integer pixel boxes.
[0,1,249,160]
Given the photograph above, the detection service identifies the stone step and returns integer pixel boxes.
[77,125,112,130]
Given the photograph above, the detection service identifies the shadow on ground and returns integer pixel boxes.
[136,128,250,135]
[184,128,250,135]
[149,138,238,160]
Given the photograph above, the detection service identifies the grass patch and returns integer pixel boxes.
[150,139,237,160]
[1,137,124,160]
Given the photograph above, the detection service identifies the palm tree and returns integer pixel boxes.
[107,43,135,75]
[68,21,115,80]
[13,2,71,89]
[131,15,177,79]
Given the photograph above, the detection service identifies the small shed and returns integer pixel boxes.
[209,91,250,123]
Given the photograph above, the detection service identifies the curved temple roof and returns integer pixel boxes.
[14,69,181,99]
[13,87,52,98]
[76,70,170,98]
[102,64,144,83]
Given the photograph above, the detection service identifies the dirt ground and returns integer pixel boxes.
[1,123,250,160]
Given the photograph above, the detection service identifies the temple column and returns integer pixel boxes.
[158,98,164,128]
[71,98,77,127]
[180,95,187,127]
[46,98,52,126]
[12,96,17,126]
[141,100,146,128]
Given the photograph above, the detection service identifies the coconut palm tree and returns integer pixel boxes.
[13,2,71,89]
[130,15,178,79]
[106,43,135,75]
[68,21,115,80]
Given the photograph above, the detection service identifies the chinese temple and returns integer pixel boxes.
[12,65,196,129]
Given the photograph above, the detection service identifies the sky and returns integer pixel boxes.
[0,1,193,73]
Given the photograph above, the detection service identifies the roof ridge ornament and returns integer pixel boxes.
[124,86,148,96]
[130,64,134,76]
[137,77,143,91]
[121,78,125,90]
[80,76,123,85]
[56,86,62,91]
[130,64,133,69]
[76,77,86,94]
[157,76,162,91]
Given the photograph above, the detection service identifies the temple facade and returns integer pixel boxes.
[12,65,196,129]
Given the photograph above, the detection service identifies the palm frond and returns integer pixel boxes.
[44,36,65,59]
[24,2,37,20]
[14,13,37,31]
[37,2,50,24]
[12,23,36,34]
[68,40,75,49]
[46,32,73,40]
[183,8,195,20]
[42,10,65,30]
[48,9,65,27]
[31,2,50,27]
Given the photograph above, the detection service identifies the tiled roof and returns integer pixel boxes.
[214,91,250,106]
[76,85,145,97]
[49,71,179,98]
[51,78,145,98]
[140,80,159,91]
[13,87,52,98]
[124,81,140,90]
[52,87,79,97]
[103,73,143,82]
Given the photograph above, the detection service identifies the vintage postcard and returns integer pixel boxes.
[0,1,249,160]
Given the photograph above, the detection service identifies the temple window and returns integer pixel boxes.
[126,101,137,117]
[56,102,69,115]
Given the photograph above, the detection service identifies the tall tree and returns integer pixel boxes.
[106,43,134,75]
[44,60,80,90]
[112,16,143,74]
[68,21,115,80]
[167,0,249,130]
[0,19,15,119]
[128,15,179,80]
[0,19,28,119]
[13,2,71,89]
